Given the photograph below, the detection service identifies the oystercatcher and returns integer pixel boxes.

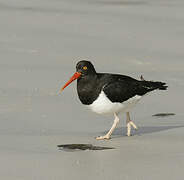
[60,60,167,140]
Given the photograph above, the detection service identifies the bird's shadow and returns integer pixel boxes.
[102,125,184,137]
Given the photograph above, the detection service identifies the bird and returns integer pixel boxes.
[60,60,167,140]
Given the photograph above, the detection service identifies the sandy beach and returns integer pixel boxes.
[0,0,184,179]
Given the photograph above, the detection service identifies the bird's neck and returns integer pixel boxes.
[77,74,100,105]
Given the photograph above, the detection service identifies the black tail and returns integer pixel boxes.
[140,81,168,92]
[155,82,168,90]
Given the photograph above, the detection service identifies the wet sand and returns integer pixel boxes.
[0,0,184,179]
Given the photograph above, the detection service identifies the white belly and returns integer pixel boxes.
[87,91,142,114]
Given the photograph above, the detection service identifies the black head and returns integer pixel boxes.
[59,60,96,93]
[76,60,96,77]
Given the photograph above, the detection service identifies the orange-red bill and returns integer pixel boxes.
[59,72,81,93]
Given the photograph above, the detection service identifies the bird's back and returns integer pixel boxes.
[77,72,167,105]
[98,73,167,103]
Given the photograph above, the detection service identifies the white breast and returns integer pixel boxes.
[87,91,142,115]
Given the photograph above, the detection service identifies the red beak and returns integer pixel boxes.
[59,72,81,93]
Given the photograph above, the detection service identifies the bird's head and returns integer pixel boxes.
[59,60,96,93]
[76,60,96,76]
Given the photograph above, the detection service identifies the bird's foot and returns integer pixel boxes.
[127,121,138,137]
[128,121,138,130]
[96,135,111,140]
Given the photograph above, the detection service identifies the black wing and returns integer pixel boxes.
[103,76,167,103]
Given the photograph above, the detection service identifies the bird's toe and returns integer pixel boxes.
[95,135,111,140]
